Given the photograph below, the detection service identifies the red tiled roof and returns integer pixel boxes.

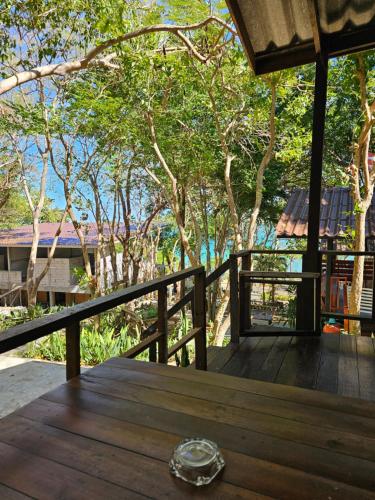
[276,187,375,239]
[0,223,111,247]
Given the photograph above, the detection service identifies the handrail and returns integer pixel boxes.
[0,266,204,370]
[167,327,203,358]
[320,250,375,256]
[141,259,230,339]
[232,249,307,257]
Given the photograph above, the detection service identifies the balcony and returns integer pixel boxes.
[0,257,374,497]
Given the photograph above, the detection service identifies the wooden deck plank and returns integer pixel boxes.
[0,484,32,500]
[205,334,375,404]
[20,383,375,493]
[357,336,375,401]
[1,345,374,499]
[220,337,263,377]
[56,373,375,469]
[255,336,292,382]
[107,355,375,418]
[9,404,372,500]
[0,415,260,500]
[316,334,340,394]
[240,337,278,379]
[338,335,360,398]
[0,441,145,500]
[83,362,375,442]
[276,337,322,389]
[207,342,242,372]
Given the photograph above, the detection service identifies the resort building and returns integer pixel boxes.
[0,223,121,307]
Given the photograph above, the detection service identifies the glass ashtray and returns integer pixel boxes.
[169,437,225,486]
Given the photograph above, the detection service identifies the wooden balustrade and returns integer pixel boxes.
[0,266,206,379]
[5,246,375,380]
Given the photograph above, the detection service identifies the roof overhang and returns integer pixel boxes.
[226,0,375,74]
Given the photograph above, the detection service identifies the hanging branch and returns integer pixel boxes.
[0,17,236,96]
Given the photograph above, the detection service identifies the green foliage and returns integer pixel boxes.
[23,322,145,365]
[0,304,56,330]
[172,313,192,367]
[286,297,296,329]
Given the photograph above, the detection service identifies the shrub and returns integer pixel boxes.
[24,323,148,365]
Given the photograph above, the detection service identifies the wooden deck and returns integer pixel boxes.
[0,356,375,498]
[208,333,375,402]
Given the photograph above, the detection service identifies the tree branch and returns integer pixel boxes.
[0,16,236,96]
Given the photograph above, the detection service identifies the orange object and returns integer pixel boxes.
[323,317,341,334]
[323,322,341,334]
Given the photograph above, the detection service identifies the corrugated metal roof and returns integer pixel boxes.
[238,0,312,53]
[276,187,375,238]
[0,223,134,247]
[226,0,375,74]
[319,0,375,34]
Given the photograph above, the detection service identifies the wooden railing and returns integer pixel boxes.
[229,248,375,337]
[320,250,375,327]
[0,266,207,379]
[4,246,374,382]
[228,249,307,340]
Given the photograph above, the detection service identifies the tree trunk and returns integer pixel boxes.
[212,287,230,345]
[146,113,199,267]
[349,210,367,334]
[224,154,243,251]
[247,82,276,249]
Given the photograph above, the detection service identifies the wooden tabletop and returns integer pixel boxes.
[0,357,375,499]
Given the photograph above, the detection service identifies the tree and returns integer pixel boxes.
[0,0,235,96]
[346,54,375,334]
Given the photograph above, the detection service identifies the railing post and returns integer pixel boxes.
[193,268,206,370]
[157,286,168,363]
[66,321,80,381]
[230,254,240,343]
[315,252,322,335]
[372,255,375,322]
[149,341,157,362]
[241,253,251,331]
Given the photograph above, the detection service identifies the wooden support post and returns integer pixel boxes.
[230,254,240,343]
[372,255,375,322]
[299,52,328,333]
[149,341,157,362]
[315,252,322,334]
[325,239,334,312]
[157,286,168,364]
[193,269,206,370]
[66,321,80,380]
[241,254,251,331]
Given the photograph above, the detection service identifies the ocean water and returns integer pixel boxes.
[176,227,303,272]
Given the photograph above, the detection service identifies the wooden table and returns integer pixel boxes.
[0,357,375,499]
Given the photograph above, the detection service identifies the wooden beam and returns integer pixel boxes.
[308,0,322,55]
[168,327,202,359]
[229,254,240,343]
[326,25,375,59]
[193,270,207,370]
[253,43,316,75]
[66,321,80,380]
[305,53,328,269]
[241,254,251,331]
[122,331,163,360]
[0,265,204,354]
[299,53,328,333]
[157,286,168,364]
[225,0,257,73]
